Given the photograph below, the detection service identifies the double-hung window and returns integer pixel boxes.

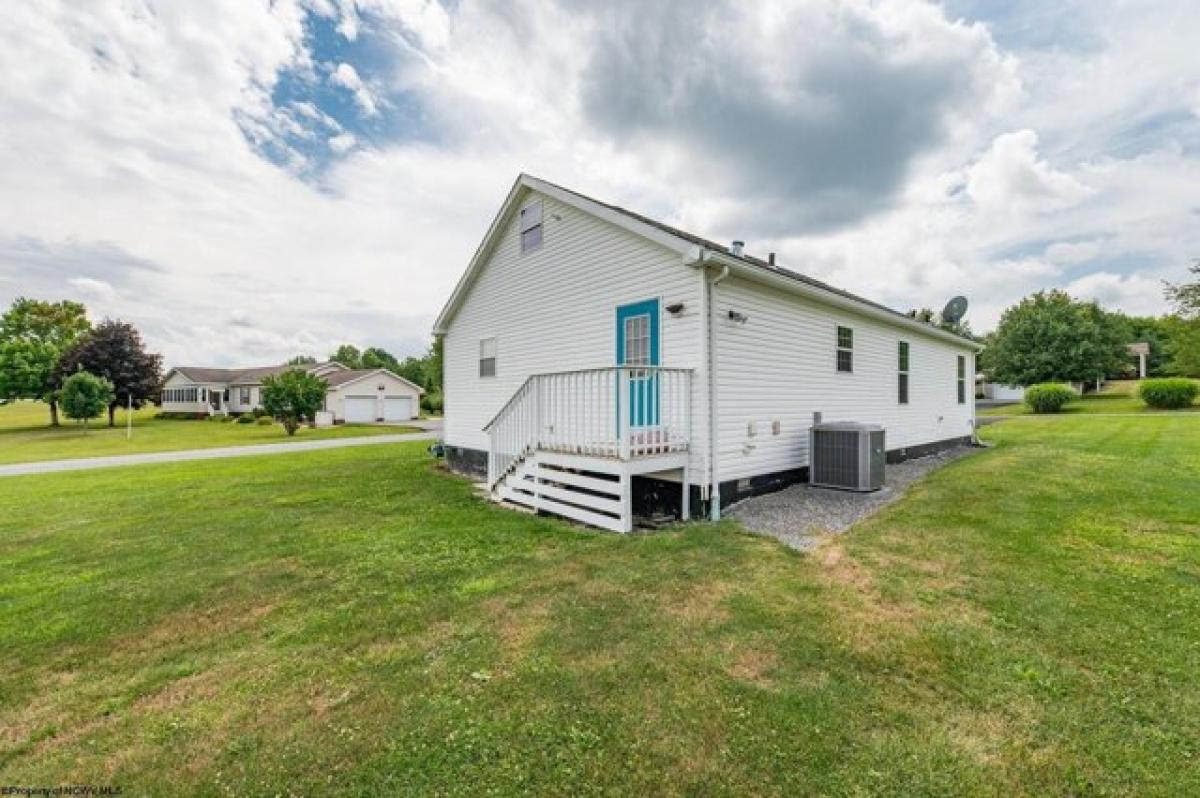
[836,326,853,373]
[479,338,497,378]
[898,341,910,404]
[519,201,543,253]
[240,387,251,405]
[956,355,967,404]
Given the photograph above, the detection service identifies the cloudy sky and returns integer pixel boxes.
[3,0,1198,366]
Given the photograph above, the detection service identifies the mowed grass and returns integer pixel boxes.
[1,418,1198,794]
[0,401,413,464]
[980,378,1200,416]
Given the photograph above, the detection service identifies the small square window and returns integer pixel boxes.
[479,338,497,378]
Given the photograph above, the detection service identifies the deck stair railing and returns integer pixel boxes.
[484,366,692,489]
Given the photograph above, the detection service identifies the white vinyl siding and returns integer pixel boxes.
[713,275,975,482]
[442,190,707,475]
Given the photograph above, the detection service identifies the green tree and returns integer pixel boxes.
[361,346,401,372]
[286,354,317,366]
[56,319,163,427]
[329,344,362,369]
[60,371,114,434]
[0,298,91,425]
[906,307,976,340]
[1163,261,1200,376]
[1163,316,1200,376]
[1110,314,1173,377]
[260,369,327,436]
[1164,260,1200,317]
[423,336,444,393]
[984,290,1128,386]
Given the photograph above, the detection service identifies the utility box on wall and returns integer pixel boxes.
[809,422,885,492]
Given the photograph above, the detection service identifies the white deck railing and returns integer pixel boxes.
[484,366,693,488]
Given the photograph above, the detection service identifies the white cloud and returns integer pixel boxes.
[966,130,1092,213]
[1065,271,1167,318]
[67,277,119,303]
[1045,240,1103,265]
[330,62,379,116]
[0,0,1196,369]
[328,132,356,153]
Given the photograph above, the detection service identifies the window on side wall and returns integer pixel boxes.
[956,355,966,404]
[519,200,543,253]
[836,325,853,373]
[240,387,251,405]
[479,338,497,378]
[898,341,910,404]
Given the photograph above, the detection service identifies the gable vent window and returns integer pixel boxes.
[898,341,910,404]
[519,200,543,253]
[836,325,853,373]
[479,337,497,378]
[956,354,967,404]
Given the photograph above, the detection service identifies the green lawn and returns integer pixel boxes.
[0,401,415,465]
[1,418,1198,794]
[980,379,1200,415]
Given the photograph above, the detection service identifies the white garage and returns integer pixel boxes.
[344,396,377,422]
[384,396,415,421]
[324,368,424,424]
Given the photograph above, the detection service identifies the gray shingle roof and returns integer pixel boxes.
[532,175,978,345]
[171,362,338,385]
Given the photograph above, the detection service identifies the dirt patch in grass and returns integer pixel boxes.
[725,645,780,689]
[665,580,735,625]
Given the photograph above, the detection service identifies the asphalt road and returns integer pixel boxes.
[0,430,440,477]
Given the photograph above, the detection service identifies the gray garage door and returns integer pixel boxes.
[344,396,376,423]
[383,396,414,421]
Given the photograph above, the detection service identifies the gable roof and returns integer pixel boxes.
[322,368,425,393]
[167,361,344,386]
[432,174,981,350]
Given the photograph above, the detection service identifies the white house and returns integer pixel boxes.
[161,361,423,422]
[434,174,981,532]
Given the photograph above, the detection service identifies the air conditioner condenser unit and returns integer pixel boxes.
[809,421,885,492]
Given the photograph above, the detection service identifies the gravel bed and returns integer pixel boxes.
[727,445,982,551]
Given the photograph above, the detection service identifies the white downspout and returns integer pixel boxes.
[708,262,730,521]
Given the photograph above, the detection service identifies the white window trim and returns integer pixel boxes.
[898,341,910,405]
[836,324,854,374]
[519,200,543,254]
[479,337,497,378]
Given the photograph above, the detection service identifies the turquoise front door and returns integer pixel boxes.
[616,299,660,428]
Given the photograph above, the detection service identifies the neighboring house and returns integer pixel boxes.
[434,174,981,532]
[978,381,1026,402]
[161,361,423,422]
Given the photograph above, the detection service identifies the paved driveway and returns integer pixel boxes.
[0,431,439,477]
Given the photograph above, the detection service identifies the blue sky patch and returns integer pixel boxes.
[241,10,434,174]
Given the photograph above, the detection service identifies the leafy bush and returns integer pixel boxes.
[1139,378,1200,409]
[251,407,269,419]
[155,411,206,420]
[421,390,443,416]
[236,414,254,424]
[60,371,114,432]
[1024,383,1075,413]
[256,416,275,426]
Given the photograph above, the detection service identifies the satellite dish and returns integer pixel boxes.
[942,296,969,324]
